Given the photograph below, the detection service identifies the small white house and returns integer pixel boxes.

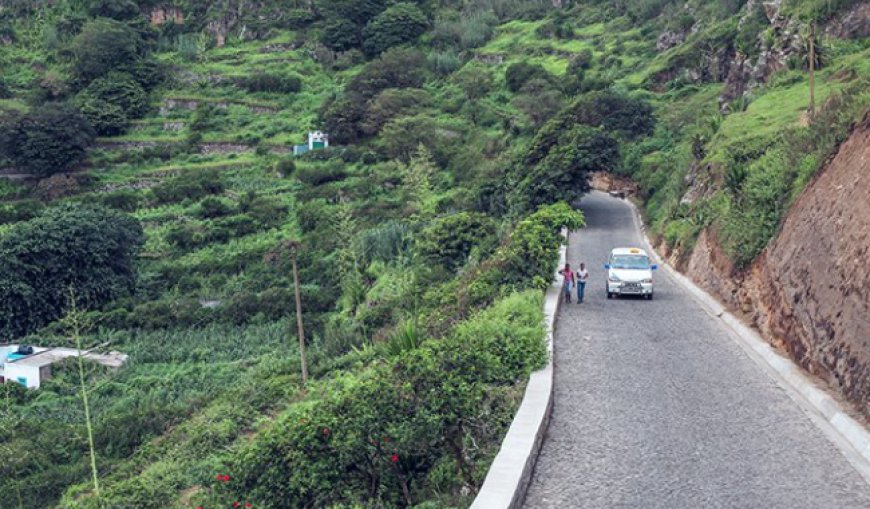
[1,344,127,389]
[293,130,330,155]
[1,345,50,388]
[4,353,54,388]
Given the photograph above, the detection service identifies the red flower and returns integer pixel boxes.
[245,504,252,508]
[391,454,399,463]
[197,506,203,509]
[233,503,240,508]
[224,475,231,482]
[216,474,222,481]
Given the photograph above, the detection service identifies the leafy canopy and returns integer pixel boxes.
[70,18,143,84]
[0,203,144,340]
[0,103,95,178]
[362,3,429,56]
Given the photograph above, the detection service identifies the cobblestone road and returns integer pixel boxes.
[523,192,870,508]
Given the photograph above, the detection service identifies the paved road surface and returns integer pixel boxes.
[523,192,870,508]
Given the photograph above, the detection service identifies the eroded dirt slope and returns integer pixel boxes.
[681,113,870,418]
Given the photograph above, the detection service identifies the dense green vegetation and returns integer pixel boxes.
[0,0,867,507]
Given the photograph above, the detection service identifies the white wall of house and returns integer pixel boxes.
[3,363,45,389]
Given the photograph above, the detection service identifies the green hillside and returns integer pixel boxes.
[0,0,867,507]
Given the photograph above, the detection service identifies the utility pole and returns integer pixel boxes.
[287,240,308,384]
[808,22,816,121]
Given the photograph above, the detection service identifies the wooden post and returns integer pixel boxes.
[809,22,816,121]
[289,244,308,384]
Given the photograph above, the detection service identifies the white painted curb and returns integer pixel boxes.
[470,229,567,509]
[625,196,870,484]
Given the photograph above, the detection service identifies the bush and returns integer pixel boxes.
[239,193,290,229]
[0,199,44,225]
[315,0,389,25]
[362,3,429,56]
[510,125,619,214]
[151,169,225,204]
[361,88,430,135]
[274,158,296,177]
[567,49,594,74]
[431,11,498,50]
[417,212,497,270]
[296,163,348,186]
[77,98,129,136]
[321,17,362,51]
[0,203,144,339]
[346,48,427,98]
[505,61,551,93]
[321,94,369,144]
[196,196,234,219]
[232,291,546,507]
[427,50,462,76]
[242,72,303,94]
[0,103,95,178]
[96,189,143,212]
[77,72,149,118]
[558,90,656,140]
[70,18,143,84]
[86,0,140,20]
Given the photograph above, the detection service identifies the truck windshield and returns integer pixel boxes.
[612,255,650,270]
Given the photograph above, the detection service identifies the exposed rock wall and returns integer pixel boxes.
[674,114,870,418]
[824,1,870,39]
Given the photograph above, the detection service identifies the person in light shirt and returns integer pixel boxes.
[575,262,589,304]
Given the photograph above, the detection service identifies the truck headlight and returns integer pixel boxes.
[608,275,621,282]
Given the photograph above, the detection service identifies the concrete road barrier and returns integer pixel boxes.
[470,230,567,509]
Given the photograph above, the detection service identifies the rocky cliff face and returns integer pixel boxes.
[653,1,870,112]
[675,113,870,419]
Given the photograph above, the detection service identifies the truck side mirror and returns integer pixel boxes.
[603,264,611,270]
[651,264,658,270]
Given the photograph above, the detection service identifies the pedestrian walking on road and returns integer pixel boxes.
[559,263,575,304]
[576,262,589,303]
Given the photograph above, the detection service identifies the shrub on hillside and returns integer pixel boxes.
[427,50,462,76]
[295,162,348,186]
[0,203,144,339]
[315,0,389,25]
[510,125,619,214]
[196,196,234,219]
[77,72,149,118]
[95,189,143,212]
[362,3,429,56]
[151,169,225,204]
[242,72,303,94]
[346,48,427,98]
[321,94,368,144]
[232,291,546,508]
[361,88,430,135]
[431,11,499,50]
[86,0,140,20]
[556,90,656,140]
[0,200,44,225]
[0,103,95,178]
[77,98,129,136]
[417,212,497,270]
[321,17,362,51]
[70,18,143,84]
[504,61,552,93]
